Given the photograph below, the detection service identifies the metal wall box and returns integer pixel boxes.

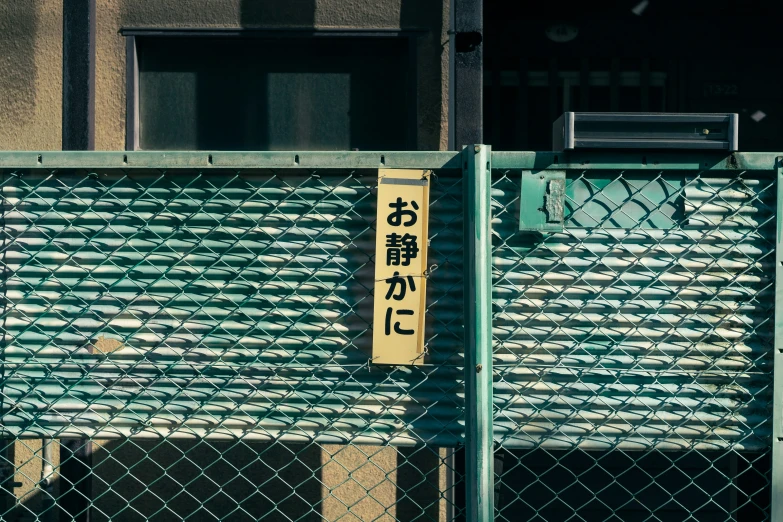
[518,170,566,232]
[553,112,738,151]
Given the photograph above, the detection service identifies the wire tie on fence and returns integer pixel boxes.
[424,264,438,278]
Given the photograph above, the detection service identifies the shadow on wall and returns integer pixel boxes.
[130,0,447,151]
[235,0,318,150]
[240,0,316,26]
[90,440,323,521]
[395,3,451,516]
[0,1,37,122]
[1,441,321,521]
[400,0,445,150]
[138,0,414,151]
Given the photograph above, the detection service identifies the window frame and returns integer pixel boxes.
[122,28,422,152]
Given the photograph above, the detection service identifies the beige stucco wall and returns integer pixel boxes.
[1,5,62,510]
[322,445,451,521]
[4,439,60,522]
[95,0,449,150]
[321,444,398,521]
[0,0,448,151]
[0,0,62,150]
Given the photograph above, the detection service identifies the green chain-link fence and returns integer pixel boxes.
[0,154,464,521]
[491,156,775,521]
[0,150,779,521]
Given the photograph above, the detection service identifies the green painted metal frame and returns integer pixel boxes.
[0,149,778,171]
[492,150,783,171]
[774,158,783,522]
[0,149,781,521]
[464,145,494,522]
[0,151,462,170]
[495,150,781,522]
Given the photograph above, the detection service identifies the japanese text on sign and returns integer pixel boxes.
[372,170,430,365]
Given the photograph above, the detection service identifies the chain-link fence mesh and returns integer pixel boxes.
[0,158,778,521]
[492,167,775,521]
[0,166,464,521]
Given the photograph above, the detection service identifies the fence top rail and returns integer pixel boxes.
[0,150,778,171]
[0,151,462,170]
[492,151,782,171]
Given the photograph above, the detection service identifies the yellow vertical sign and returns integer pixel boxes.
[372,169,430,365]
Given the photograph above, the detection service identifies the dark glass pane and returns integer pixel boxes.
[137,37,411,151]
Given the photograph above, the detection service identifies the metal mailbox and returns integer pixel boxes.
[553,112,739,151]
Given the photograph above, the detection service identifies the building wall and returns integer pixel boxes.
[95,0,450,151]
[0,0,62,150]
[0,0,449,151]
[0,6,63,512]
[0,1,451,520]
[4,439,60,522]
[91,1,450,516]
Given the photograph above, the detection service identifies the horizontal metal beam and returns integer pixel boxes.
[491,151,781,171]
[0,151,462,170]
[120,28,427,37]
[0,151,779,172]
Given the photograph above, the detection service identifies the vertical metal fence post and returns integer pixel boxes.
[464,144,494,521]
[773,158,783,522]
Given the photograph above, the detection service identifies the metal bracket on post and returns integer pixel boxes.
[773,158,783,522]
[464,144,494,522]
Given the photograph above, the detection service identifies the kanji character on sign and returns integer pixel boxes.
[384,308,415,336]
[385,233,420,266]
[384,271,416,301]
[387,197,419,227]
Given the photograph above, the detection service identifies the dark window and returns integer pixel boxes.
[136,37,413,151]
